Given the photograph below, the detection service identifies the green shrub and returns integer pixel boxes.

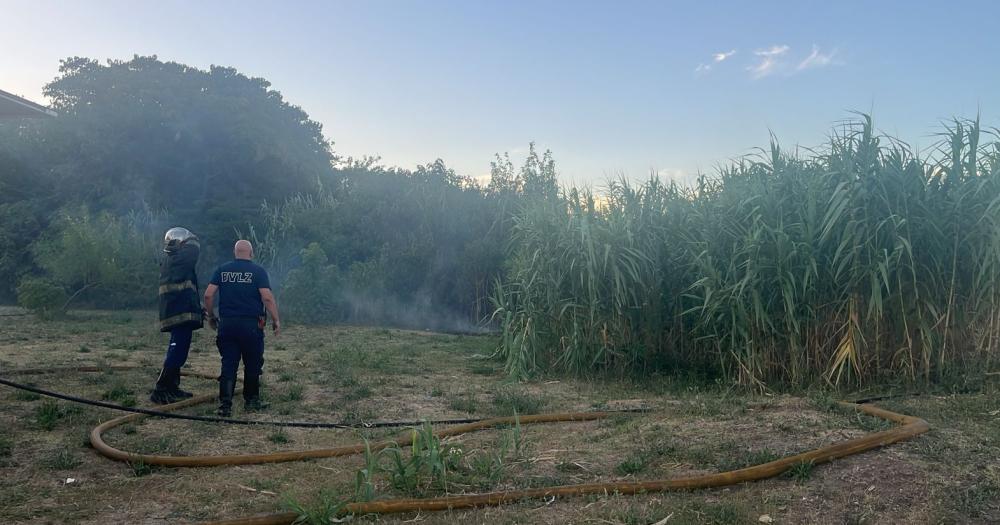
[101,385,137,407]
[16,278,67,318]
[491,387,545,415]
[30,208,161,309]
[379,423,463,496]
[268,429,290,444]
[35,400,63,430]
[282,243,346,324]
[44,450,82,470]
[787,460,815,482]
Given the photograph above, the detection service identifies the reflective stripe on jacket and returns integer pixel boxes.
[158,241,204,332]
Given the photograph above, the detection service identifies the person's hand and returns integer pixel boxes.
[203,309,217,330]
[272,320,281,337]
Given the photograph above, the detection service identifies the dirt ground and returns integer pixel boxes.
[0,307,997,524]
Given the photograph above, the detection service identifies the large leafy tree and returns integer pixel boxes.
[38,55,338,248]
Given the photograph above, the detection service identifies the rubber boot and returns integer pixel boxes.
[243,374,268,412]
[170,368,194,400]
[217,378,236,417]
[149,368,178,404]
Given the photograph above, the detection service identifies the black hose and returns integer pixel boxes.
[850,392,922,404]
[0,375,647,429]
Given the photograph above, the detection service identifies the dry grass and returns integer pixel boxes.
[0,308,997,524]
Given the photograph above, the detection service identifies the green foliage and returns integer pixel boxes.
[495,115,1000,387]
[807,390,840,413]
[950,465,1000,518]
[0,435,12,459]
[616,439,676,475]
[344,385,373,401]
[100,385,137,407]
[786,460,815,482]
[379,422,463,496]
[487,143,560,201]
[2,56,339,300]
[16,278,67,318]
[354,440,378,502]
[470,363,498,375]
[852,412,893,433]
[35,400,64,431]
[277,384,304,402]
[491,387,546,415]
[0,201,46,300]
[248,478,279,492]
[686,501,748,525]
[616,456,647,475]
[448,393,479,414]
[283,490,347,525]
[44,450,82,470]
[128,459,155,477]
[502,414,525,457]
[13,388,41,402]
[282,242,346,323]
[248,151,556,329]
[2,56,565,331]
[718,449,781,472]
[30,208,161,308]
[466,415,525,490]
[41,56,337,241]
[268,429,290,444]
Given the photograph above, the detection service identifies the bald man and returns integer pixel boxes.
[203,240,281,417]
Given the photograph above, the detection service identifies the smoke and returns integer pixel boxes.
[338,289,493,335]
[258,244,494,335]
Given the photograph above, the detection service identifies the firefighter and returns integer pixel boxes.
[150,227,204,404]
[203,239,281,417]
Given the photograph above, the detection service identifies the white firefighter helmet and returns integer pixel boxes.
[163,227,197,253]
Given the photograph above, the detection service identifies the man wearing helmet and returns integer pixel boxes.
[150,227,204,404]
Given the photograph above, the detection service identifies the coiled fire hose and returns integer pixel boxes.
[0,366,930,525]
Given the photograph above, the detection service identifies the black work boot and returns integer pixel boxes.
[169,368,194,400]
[217,378,236,417]
[149,368,178,404]
[243,374,268,412]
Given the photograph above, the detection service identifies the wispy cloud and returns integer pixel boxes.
[747,44,790,79]
[797,45,837,70]
[757,44,791,57]
[695,49,737,76]
[713,49,736,62]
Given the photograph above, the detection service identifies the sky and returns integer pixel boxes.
[3,1,999,186]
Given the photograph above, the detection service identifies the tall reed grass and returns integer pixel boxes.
[492,115,1000,387]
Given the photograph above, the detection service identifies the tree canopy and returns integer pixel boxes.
[0,56,557,328]
[34,55,337,243]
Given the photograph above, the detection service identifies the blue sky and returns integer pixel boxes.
[3,1,998,185]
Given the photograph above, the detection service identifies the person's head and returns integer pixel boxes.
[163,227,197,253]
[234,240,254,260]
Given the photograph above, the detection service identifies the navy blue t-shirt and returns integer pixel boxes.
[209,259,271,318]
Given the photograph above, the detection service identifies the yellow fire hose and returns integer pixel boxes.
[3,367,930,524]
[190,403,931,525]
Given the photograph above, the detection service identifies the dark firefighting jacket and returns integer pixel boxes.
[158,241,204,332]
